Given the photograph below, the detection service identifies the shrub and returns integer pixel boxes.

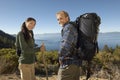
[0,48,18,74]
[36,50,58,65]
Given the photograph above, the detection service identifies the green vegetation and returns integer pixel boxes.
[0,49,59,74]
[94,45,120,67]
[0,48,18,74]
[36,50,58,64]
[0,45,120,75]
[35,50,59,75]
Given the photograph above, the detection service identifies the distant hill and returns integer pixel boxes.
[0,30,15,48]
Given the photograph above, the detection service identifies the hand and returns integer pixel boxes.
[35,62,37,65]
[40,43,46,52]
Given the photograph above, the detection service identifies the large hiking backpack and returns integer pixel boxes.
[74,13,101,61]
[72,13,101,80]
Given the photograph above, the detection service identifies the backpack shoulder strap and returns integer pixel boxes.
[96,41,99,53]
[69,21,76,27]
[69,21,82,49]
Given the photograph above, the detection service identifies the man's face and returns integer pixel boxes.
[56,14,68,27]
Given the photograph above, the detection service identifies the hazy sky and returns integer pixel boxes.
[0,0,120,34]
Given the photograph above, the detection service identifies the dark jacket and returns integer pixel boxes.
[58,23,81,68]
[16,31,39,64]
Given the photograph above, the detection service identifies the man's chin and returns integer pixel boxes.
[59,24,64,27]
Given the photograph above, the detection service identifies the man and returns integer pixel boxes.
[56,10,81,80]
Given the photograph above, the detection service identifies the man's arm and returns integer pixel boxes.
[59,24,77,62]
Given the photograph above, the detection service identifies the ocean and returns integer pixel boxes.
[35,32,120,51]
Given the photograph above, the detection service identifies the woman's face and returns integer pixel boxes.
[25,20,36,30]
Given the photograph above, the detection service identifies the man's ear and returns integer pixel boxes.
[66,16,69,21]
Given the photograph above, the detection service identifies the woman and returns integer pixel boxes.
[16,17,45,80]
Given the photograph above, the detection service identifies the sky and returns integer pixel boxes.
[0,0,120,34]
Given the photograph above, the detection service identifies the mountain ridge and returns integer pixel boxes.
[0,30,15,48]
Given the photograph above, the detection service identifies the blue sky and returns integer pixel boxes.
[0,0,120,34]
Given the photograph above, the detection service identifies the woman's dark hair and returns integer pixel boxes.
[21,17,36,42]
